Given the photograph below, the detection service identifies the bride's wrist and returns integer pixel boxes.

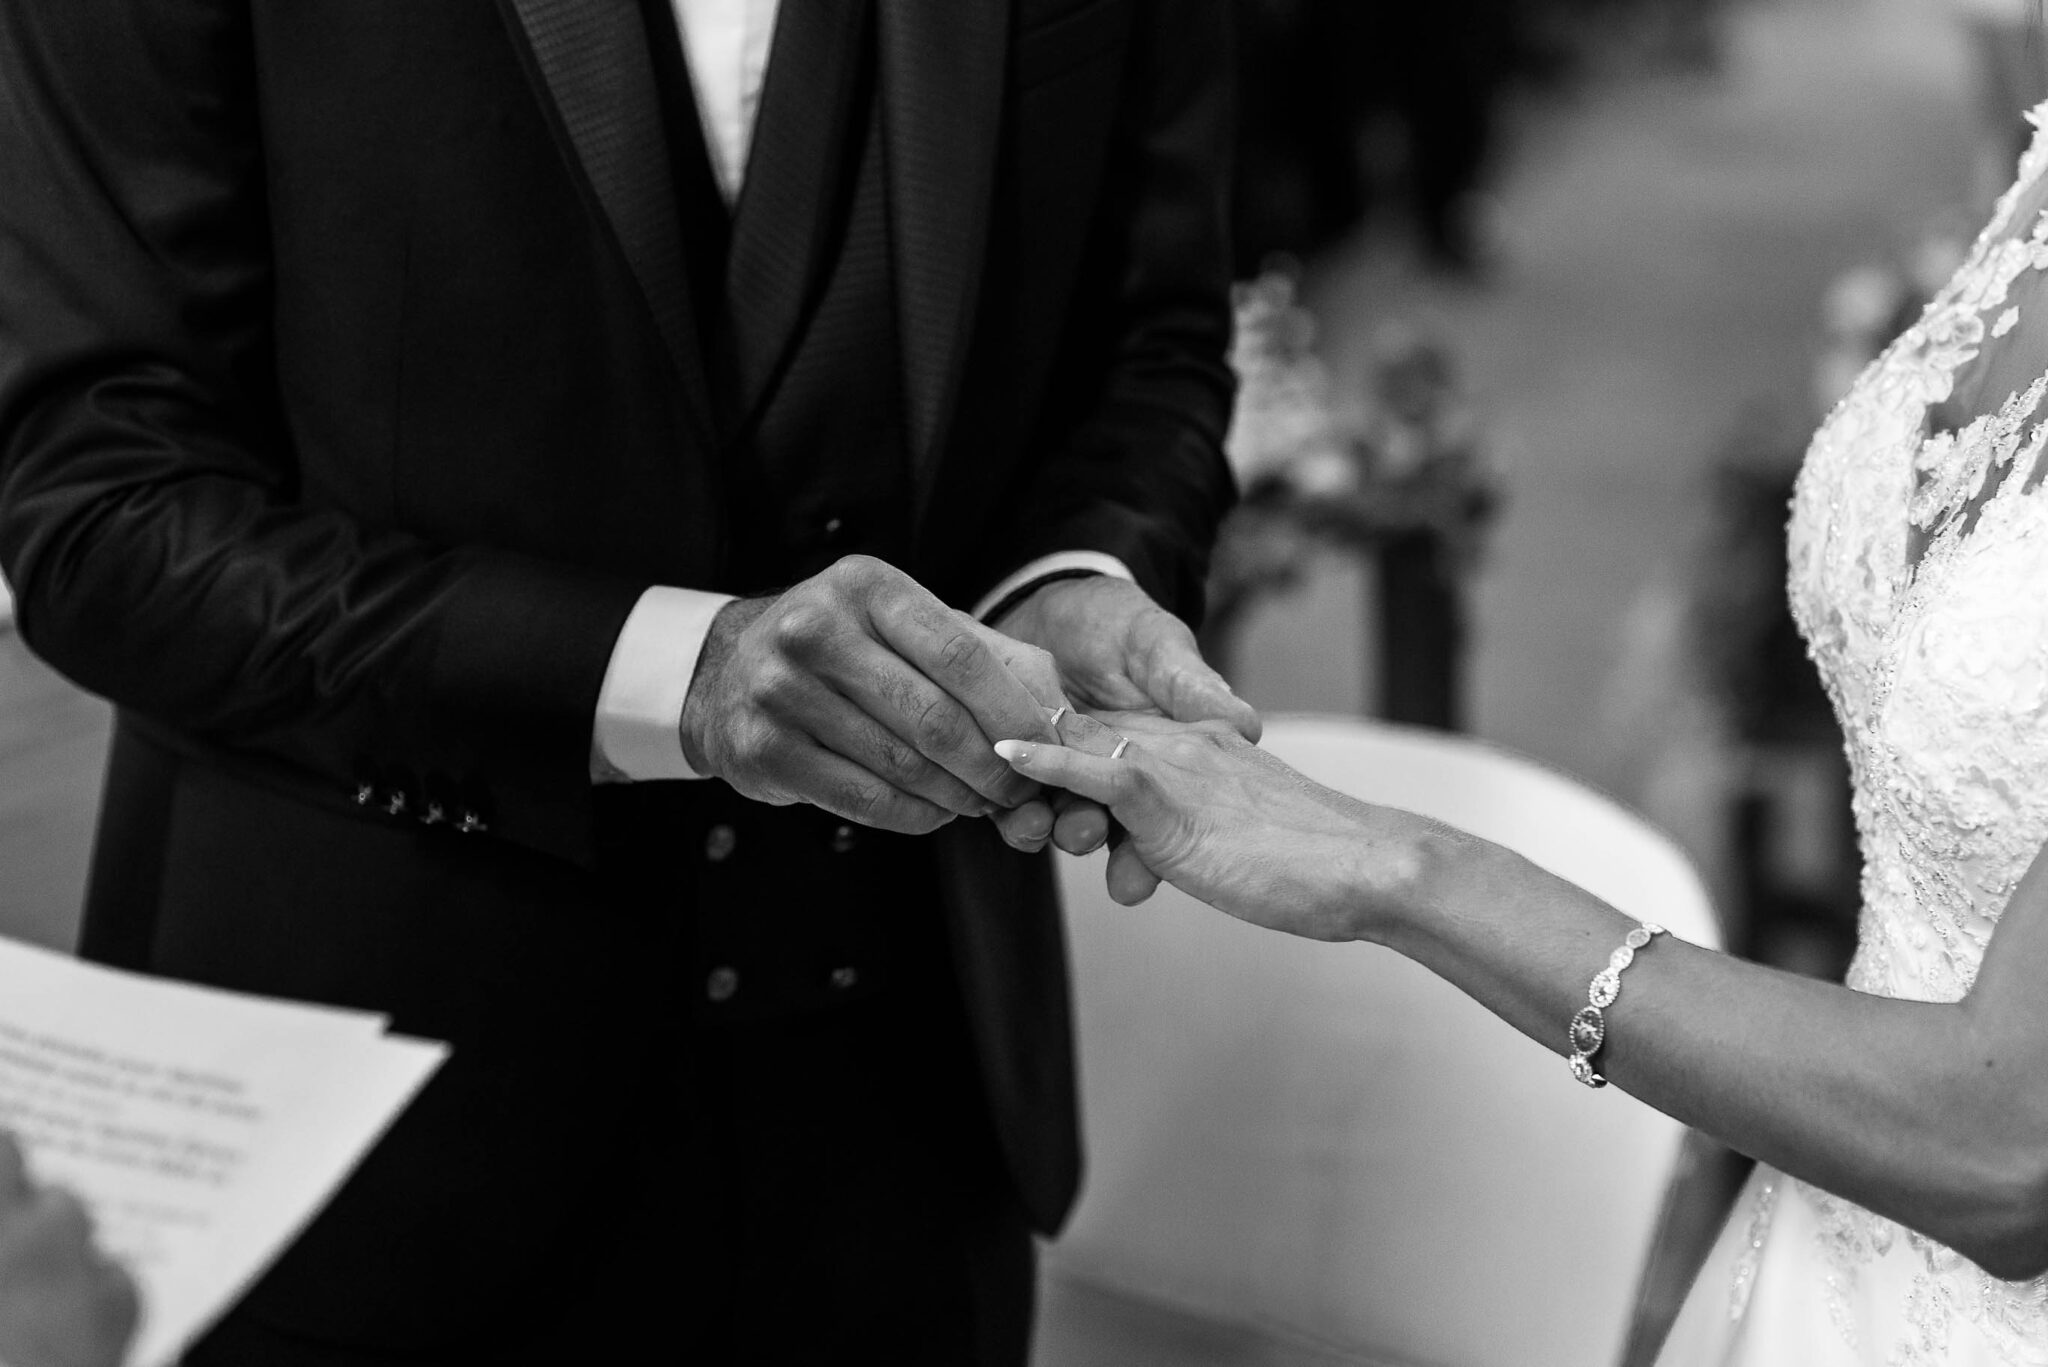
[1325,808,1470,946]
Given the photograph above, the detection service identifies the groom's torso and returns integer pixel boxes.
[247,0,1141,601]
[81,0,1149,1346]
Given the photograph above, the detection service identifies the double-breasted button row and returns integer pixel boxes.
[702,963,864,1004]
[698,822,860,864]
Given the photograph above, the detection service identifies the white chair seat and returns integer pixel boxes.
[1037,716,1721,1367]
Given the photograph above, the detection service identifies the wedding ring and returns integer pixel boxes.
[1110,736,1130,760]
[1049,705,1069,728]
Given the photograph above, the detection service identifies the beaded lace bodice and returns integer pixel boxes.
[1771,105,2048,1363]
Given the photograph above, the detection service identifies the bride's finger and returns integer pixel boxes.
[1050,706,1128,754]
[993,738,1126,805]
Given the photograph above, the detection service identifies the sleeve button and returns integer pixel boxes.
[706,966,740,1003]
[704,824,738,863]
[829,824,857,854]
[829,965,859,991]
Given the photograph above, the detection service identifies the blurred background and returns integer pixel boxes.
[1217,0,2015,972]
[1187,1,2029,1351]
[0,0,2040,1358]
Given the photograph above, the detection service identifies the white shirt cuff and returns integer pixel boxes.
[972,552,1135,623]
[593,587,736,782]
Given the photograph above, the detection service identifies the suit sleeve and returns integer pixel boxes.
[971,0,1239,627]
[0,0,643,865]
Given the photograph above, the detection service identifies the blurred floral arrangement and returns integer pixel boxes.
[1203,269,1501,666]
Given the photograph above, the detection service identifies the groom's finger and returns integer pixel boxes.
[992,738,1125,806]
[1130,623,1261,741]
[1051,793,1110,856]
[1150,654,1260,740]
[992,798,1056,852]
[1105,839,1162,906]
[1161,665,1261,742]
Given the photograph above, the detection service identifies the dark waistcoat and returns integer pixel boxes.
[615,0,947,1025]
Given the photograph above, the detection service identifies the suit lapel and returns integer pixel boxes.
[877,0,1011,516]
[724,0,872,430]
[497,0,717,448]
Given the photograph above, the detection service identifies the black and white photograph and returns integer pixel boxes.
[1,0,2046,1364]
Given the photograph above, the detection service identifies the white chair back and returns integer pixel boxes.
[1040,716,1721,1367]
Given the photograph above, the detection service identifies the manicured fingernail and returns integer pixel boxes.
[994,740,1032,763]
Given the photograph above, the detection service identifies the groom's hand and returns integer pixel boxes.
[681,556,1067,834]
[992,575,1260,860]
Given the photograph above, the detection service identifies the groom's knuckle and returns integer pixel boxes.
[934,626,990,679]
[839,781,896,829]
[771,602,832,656]
[755,664,806,714]
[831,553,886,591]
[745,733,798,783]
[913,696,973,756]
[868,590,914,636]
[874,733,930,786]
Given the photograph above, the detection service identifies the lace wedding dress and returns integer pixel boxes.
[1653,108,2048,1367]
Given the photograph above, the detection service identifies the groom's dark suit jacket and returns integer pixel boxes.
[0,0,1236,1350]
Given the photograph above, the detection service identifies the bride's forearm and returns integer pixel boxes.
[989,721,2048,1272]
[1364,824,2048,1280]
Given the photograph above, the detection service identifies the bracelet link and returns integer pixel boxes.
[1569,920,1664,1089]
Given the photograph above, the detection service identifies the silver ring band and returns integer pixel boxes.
[1049,705,1069,728]
[1109,736,1130,760]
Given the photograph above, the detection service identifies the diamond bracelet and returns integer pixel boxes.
[1568,920,1665,1089]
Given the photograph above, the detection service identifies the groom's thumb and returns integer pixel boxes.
[1160,660,1262,742]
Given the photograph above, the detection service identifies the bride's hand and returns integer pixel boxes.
[995,711,1443,942]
